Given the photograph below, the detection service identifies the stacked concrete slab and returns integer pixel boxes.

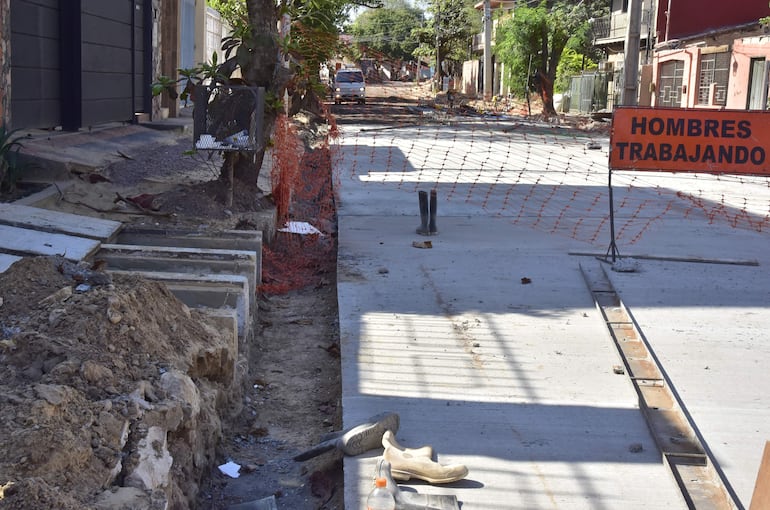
[0,201,264,371]
[101,226,263,342]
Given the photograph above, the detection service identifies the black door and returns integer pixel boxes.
[10,0,151,130]
[10,0,62,129]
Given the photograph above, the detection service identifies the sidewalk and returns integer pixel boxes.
[334,118,770,509]
[17,110,193,182]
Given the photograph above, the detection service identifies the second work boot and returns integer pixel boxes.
[416,190,430,235]
[384,445,468,484]
[428,189,438,235]
[382,430,434,458]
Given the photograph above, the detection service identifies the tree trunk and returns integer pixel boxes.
[535,70,556,117]
[228,0,282,185]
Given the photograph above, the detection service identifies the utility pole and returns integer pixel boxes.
[621,0,643,105]
[436,1,441,92]
[483,0,493,100]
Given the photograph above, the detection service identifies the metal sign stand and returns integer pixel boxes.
[604,169,621,262]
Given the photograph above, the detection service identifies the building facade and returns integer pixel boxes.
[0,0,212,131]
[592,0,770,111]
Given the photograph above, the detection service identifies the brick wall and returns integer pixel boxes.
[0,0,10,126]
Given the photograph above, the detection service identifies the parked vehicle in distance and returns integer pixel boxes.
[333,69,366,105]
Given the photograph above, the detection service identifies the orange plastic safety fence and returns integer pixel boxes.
[260,112,339,295]
[335,115,770,248]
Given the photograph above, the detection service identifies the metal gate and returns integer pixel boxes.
[657,60,684,108]
[10,0,151,130]
[568,71,610,114]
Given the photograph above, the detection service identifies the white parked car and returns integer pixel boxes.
[333,69,366,104]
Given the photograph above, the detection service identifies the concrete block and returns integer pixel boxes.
[113,228,262,284]
[0,224,100,261]
[0,253,22,273]
[0,202,122,240]
[116,227,261,251]
[98,244,257,299]
[107,270,252,339]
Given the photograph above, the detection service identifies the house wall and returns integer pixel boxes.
[0,0,9,125]
[159,0,180,117]
[461,60,479,96]
[728,36,770,109]
[653,46,698,107]
[194,0,206,65]
[204,7,229,68]
[653,29,770,110]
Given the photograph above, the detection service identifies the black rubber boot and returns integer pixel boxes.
[416,190,430,235]
[429,189,438,235]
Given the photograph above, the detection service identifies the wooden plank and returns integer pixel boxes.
[750,441,770,510]
[0,224,100,261]
[0,203,122,240]
[0,254,23,273]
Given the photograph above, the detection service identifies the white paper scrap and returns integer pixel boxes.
[278,221,323,235]
[218,461,241,478]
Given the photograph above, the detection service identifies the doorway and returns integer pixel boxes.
[747,57,769,110]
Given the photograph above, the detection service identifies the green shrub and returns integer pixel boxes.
[0,124,26,193]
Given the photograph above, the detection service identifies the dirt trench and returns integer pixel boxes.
[0,108,344,509]
[0,83,450,510]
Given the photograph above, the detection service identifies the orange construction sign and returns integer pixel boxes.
[610,107,770,176]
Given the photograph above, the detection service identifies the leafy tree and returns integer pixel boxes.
[350,0,424,62]
[196,0,358,186]
[555,47,596,93]
[413,0,479,87]
[207,0,248,28]
[494,0,605,116]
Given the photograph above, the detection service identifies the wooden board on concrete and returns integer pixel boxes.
[0,253,23,273]
[0,224,100,261]
[750,441,770,510]
[0,203,122,240]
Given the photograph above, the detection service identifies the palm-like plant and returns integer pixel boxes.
[0,124,26,193]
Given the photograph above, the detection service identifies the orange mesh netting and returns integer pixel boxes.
[261,81,770,292]
[260,112,340,294]
[330,83,770,249]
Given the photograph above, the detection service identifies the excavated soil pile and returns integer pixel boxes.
[0,256,240,509]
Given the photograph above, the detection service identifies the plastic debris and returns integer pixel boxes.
[278,221,323,235]
[611,258,640,273]
[218,460,241,478]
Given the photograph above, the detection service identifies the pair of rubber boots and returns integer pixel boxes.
[416,190,438,236]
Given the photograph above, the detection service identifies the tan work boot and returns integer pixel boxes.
[382,430,434,459]
[294,411,399,461]
[384,445,468,484]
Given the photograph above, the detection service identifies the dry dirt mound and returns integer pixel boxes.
[0,256,239,509]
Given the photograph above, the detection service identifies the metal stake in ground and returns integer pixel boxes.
[429,189,438,235]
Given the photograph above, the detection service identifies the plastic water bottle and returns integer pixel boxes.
[366,477,395,510]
